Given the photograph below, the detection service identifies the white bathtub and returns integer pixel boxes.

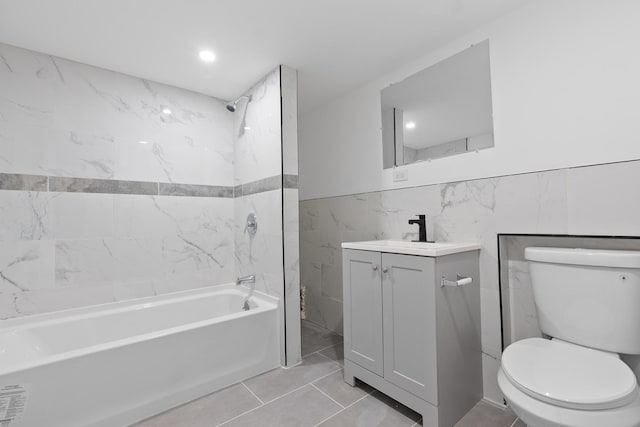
[0,284,280,427]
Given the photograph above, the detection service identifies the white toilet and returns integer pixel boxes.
[498,247,640,427]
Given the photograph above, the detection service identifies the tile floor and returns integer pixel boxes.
[135,321,525,427]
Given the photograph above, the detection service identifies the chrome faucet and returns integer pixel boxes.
[236,275,256,311]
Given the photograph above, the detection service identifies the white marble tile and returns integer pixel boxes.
[320,193,373,233]
[320,263,342,301]
[493,170,568,234]
[281,66,298,177]
[235,232,284,277]
[438,178,498,243]
[567,160,640,236]
[284,188,299,232]
[0,240,54,292]
[114,195,234,239]
[0,190,54,240]
[112,277,157,301]
[0,122,55,176]
[55,239,116,288]
[110,238,164,283]
[234,68,282,185]
[300,199,321,231]
[46,128,116,179]
[162,232,233,278]
[51,192,115,239]
[153,271,220,295]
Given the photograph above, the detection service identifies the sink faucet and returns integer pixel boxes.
[408,214,433,243]
[236,275,255,311]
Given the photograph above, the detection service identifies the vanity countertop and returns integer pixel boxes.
[341,240,480,257]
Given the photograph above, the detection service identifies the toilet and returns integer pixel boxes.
[498,247,640,427]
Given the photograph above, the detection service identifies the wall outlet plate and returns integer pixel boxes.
[393,168,409,182]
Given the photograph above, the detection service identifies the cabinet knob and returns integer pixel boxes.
[382,267,389,273]
[372,264,378,271]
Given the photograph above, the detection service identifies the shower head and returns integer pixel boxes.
[226,95,252,112]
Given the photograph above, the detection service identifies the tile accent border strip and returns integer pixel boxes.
[159,183,233,198]
[234,174,298,198]
[50,176,158,195]
[283,174,298,189]
[0,172,298,198]
[0,173,48,191]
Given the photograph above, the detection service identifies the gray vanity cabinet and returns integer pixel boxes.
[342,247,482,427]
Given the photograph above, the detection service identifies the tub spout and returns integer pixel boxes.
[236,275,255,310]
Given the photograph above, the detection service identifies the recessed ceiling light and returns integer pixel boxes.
[139,140,149,144]
[161,107,172,115]
[405,122,416,129]
[199,50,216,63]
[244,126,251,131]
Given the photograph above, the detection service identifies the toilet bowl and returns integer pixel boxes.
[498,247,640,427]
[498,338,640,427]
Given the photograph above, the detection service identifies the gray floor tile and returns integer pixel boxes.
[318,391,421,427]
[454,401,517,427]
[302,321,342,356]
[243,353,341,402]
[134,383,261,427]
[312,369,373,407]
[512,418,527,427]
[319,343,344,365]
[221,385,342,427]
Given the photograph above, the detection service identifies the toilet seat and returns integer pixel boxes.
[502,338,638,410]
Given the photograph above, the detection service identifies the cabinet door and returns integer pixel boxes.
[382,253,438,404]
[343,249,383,376]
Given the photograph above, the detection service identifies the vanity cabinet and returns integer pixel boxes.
[342,245,482,427]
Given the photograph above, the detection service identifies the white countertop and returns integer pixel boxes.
[341,240,481,257]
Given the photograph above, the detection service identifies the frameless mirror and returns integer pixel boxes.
[381,40,493,168]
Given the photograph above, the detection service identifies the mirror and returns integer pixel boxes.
[381,40,493,168]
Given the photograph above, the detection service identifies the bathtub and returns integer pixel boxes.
[0,284,280,427]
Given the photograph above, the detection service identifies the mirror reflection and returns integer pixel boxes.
[381,40,493,168]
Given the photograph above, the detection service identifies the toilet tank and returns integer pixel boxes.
[525,247,640,355]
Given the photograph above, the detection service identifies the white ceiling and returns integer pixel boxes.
[0,0,530,113]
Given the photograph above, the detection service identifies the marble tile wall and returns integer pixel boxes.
[300,159,640,404]
[0,42,236,318]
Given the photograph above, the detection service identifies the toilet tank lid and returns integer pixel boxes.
[525,247,640,268]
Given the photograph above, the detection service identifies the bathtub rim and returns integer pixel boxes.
[0,283,279,376]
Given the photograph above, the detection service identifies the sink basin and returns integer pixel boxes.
[341,240,480,257]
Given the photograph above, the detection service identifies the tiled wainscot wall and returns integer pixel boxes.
[300,159,640,403]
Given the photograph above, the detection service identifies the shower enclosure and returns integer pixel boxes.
[0,41,301,370]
